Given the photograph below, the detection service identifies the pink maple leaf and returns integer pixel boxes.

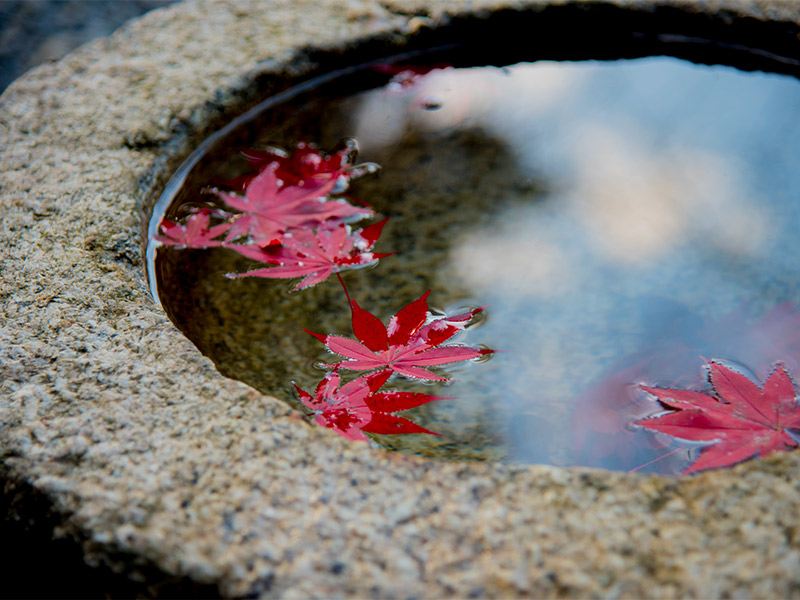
[634,360,800,473]
[213,163,372,247]
[306,291,492,381]
[294,369,442,440]
[155,209,231,248]
[226,219,393,290]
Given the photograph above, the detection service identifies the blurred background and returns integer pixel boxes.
[0,0,174,92]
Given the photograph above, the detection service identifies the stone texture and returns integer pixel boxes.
[1,0,800,597]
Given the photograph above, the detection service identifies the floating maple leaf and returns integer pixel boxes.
[226,219,393,290]
[570,302,800,472]
[634,360,800,473]
[294,369,442,440]
[155,209,231,248]
[294,370,372,441]
[213,163,372,247]
[307,291,492,381]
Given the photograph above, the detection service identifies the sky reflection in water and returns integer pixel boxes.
[350,58,800,472]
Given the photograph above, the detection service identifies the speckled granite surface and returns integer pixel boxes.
[2,0,800,597]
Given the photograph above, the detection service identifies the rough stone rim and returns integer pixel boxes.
[138,0,800,244]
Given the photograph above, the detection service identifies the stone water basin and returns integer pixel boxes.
[2,0,800,596]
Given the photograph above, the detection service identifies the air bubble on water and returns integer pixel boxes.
[474,345,494,363]
[356,260,382,273]
[331,177,349,194]
[283,282,302,297]
[339,136,360,162]
[348,162,381,180]
[309,359,331,374]
[426,304,445,317]
[465,307,488,328]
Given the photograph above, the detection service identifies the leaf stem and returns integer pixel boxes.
[336,271,352,306]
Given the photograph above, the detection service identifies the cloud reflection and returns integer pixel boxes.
[450,218,573,298]
[354,61,769,297]
[347,58,799,471]
[353,62,582,154]
[567,120,767,263]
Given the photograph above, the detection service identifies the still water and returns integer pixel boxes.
[152,57,800,474]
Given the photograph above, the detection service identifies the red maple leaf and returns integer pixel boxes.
[306,291,492,381]
[225,219,393,290]
[294,369,442,440]
[220,140,379,193]
[155,209,231,248]
[569,303,800,472]
[634,360,800,473]
[213,164,372,247]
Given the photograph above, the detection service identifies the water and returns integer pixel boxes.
[150,57,800,474]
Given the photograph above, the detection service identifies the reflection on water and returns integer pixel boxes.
[369,59,800,472]
[155,57,800,473]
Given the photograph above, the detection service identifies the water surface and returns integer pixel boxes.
[153,57,800,473]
